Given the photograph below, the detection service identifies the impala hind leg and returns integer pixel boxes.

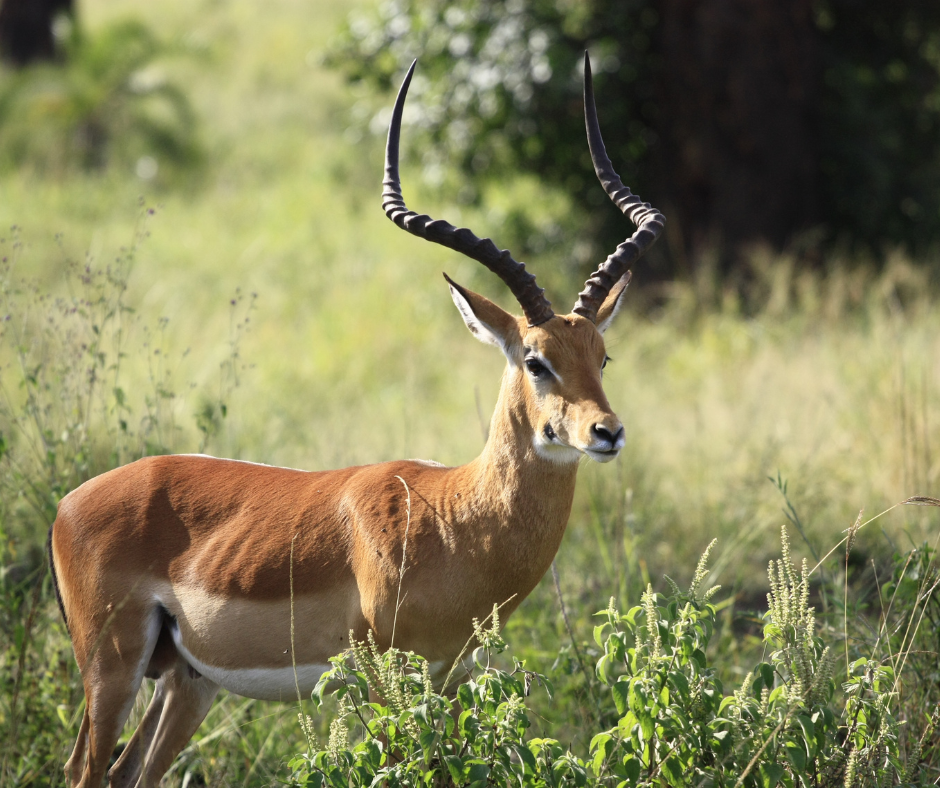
[68,663,150,788]
[64,706,91,787]
[64,607,162,788]
[107,617,179,786]
[106,681,168,788]
[126,658,220,788]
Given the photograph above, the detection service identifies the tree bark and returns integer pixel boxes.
[655,0,820,268]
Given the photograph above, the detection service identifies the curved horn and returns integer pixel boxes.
[572,52,665,323]
[383,61,554,327]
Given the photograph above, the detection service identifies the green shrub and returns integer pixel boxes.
[292,530,939,787]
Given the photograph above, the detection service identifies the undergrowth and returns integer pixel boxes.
[290,527,940,787]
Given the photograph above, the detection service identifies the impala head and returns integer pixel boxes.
[383,54,664,464]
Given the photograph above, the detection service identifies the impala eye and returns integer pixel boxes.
[525,358,548,378]
[602,356,611,370]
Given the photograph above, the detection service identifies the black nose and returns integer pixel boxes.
[592,424,623,446]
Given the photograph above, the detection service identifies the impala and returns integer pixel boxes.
[49,54,663,788]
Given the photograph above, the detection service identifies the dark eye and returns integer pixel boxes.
[602,356,611,370]
[525,358,548,378]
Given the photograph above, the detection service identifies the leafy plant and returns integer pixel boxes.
[296,530,939,786]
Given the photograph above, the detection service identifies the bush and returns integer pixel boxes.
[328,0,940,269]
[291,529,940,786]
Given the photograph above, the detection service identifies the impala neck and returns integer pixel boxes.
[468,363,580,538]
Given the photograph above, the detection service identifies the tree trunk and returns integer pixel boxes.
[655,0,820,269]
[0,0,74,66]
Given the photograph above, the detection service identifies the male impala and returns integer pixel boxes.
[49,54,663,788]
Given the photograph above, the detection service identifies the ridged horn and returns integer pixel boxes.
[383,61,555,327]
[572,52,665,323]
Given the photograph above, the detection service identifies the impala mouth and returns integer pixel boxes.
[584,446,622,463]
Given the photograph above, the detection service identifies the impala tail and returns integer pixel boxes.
[47,522,70,637]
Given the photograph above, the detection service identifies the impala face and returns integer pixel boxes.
[445,273,630,466]
[50,53,663,788]
[521,317,624,463]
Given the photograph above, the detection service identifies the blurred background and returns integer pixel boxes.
[0,0,938,783]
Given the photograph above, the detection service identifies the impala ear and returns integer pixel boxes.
[594,270,632,335]
[444,273,521,359]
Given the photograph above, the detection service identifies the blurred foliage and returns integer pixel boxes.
[328,0,658,275]
[328,0,940,274]
[0,18,201,182]
[817,0,940,252]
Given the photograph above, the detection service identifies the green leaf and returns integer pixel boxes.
[670,671,690,698]
[795,714,816,757]
[660,755,683,787]
[628,683,648,715]
[597,653,612,685]
[617,711,638,737]
[623,755,641,783]
[758,662,775,691]
[711,728,732,754]
[590,732,612,753]
[760,763,785,788]
[785,740,806,771]
[592,746,608,775]
[444,755,465,783]
[458,709,479,739]
[638,711,654,743]
[513,742,537,772]
[457,683,474,712]
[418,727,439,755]
[611,680,629,716]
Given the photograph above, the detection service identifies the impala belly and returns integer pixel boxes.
[154,582,358,702]
[170,631,330,701]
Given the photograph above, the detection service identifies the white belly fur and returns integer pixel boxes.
[170,620,330,701]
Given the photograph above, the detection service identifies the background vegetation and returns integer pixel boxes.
[328,0,940,275]
[0,0,938,785]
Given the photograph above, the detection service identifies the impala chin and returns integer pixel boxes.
[584,446,623,463]
[533,433,583,464]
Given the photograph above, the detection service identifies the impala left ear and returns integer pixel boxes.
[444,273,521,360]
[594,270,632,335]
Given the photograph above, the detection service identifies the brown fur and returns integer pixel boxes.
[51,285,629,787]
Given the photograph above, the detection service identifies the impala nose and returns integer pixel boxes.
[592,423,624,450]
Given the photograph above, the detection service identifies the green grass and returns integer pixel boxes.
[1,0,939,784]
